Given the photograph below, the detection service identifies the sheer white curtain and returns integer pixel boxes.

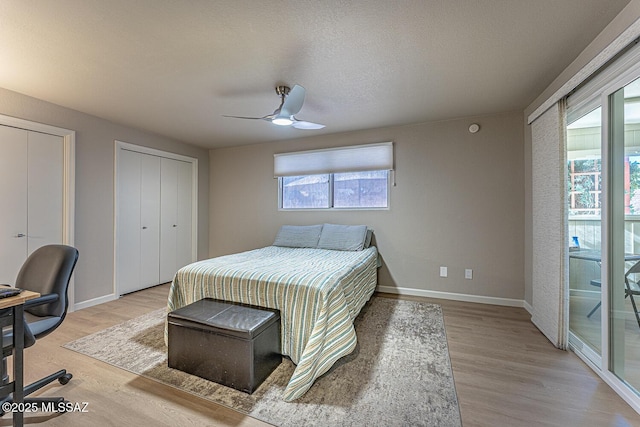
[530,100,569,349]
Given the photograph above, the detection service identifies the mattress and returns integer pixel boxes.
[165,245,378,401]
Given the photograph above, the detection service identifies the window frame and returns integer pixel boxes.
[278,170,391,211]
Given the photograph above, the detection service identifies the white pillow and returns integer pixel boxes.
[317,224,368,251]
[273,225,323,248]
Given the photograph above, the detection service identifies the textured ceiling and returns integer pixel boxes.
[0,0,632,148]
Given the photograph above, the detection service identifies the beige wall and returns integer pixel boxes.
[210,111,524,300]
[0,87,209,305]
[523,0,640,306]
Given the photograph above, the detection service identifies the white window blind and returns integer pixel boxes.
[274,142,393,177]
[531,100,569,350]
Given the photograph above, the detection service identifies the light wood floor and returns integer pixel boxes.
[4,285,640,426]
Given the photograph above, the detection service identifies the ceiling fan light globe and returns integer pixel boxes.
[272,117,293,126]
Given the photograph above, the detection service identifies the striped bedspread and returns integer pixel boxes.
[165,245,378,401]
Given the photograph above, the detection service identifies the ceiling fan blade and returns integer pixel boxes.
[291,120,325,130]
[222,114,272,121]
[281,84,305,116]
[223,84,323,129]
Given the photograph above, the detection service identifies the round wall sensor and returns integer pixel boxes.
[468,123,480,133]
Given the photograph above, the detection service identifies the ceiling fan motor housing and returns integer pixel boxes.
[275,86,291,96]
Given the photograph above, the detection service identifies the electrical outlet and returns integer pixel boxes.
[465,269,473,280]
[440,266,448,277]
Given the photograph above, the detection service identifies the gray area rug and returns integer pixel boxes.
[64,296,461,426]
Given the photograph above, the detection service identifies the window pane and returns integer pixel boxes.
[567,106,602,361]
[567,107,602,218]
[333,170,388,208]
[281,174,329,209]
[567,158,601,216]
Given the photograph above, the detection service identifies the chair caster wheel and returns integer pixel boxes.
[59,373,72,385]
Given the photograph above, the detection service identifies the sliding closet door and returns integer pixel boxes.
[117,149,161,294]
[0,126,28,284]
[0,127,64,284]
[27,131,63,255]
[159,157,193,283]
[175,159,193,270]
[139,153,161,287]
[117,149,143,294]
[160,158,178,283]
[117,143,195,295]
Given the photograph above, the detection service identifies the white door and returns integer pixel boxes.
[27,131,63,255]
[116,141,196,295]
[176,159,193,270]
[117,150,161,294]
[117,149,143,294]
[159,158,193,283]
[139,153,161,288]
[0,127,63,284]
[0,126,28,284]
[160,158,178,283]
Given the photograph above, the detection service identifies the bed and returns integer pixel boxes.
[165,224,378,401]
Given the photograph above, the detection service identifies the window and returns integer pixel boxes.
[281,174,330,209]
[280,170,389,209]
[333,170,388,208]
[275,142,393,210]
[567,157,602,217]
[567,101,640,217]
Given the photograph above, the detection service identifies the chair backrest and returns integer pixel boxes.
[15,245,78,319]
[626,260,640,277]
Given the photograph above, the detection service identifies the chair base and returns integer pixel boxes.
[0,368,72,415]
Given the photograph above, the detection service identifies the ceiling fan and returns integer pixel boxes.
[223,84,325,129]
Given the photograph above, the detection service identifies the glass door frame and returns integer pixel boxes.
[567,102,603,368]
[592,63,640,412]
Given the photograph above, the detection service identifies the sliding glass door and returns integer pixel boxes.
[564,39,640,413]
[608,76,640,393]
[568,107,603,359]
[567,65,640,405]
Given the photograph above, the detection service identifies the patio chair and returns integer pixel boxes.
[624,261,640,328]
[587,260,640,328]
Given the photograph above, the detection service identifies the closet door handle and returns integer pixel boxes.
[14,233,26,238]
[172,224,177,228]
[142,226,148,230]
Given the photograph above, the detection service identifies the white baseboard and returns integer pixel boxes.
[74,286,527,311]
[73,293,118,311]
[376,285,525,308]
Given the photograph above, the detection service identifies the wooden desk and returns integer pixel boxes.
[0,290,39,427]
[0,290,40,309]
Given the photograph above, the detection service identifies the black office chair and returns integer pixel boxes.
[1,244,78,411]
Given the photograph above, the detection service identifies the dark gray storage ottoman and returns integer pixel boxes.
[167,298,281,394]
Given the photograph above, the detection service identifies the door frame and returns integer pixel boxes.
[113,140,198,297]
[567,63,640,415]
[596,63,640,414]
[0,114,76,309]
